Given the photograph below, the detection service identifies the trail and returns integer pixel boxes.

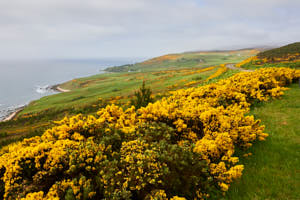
[56,86,70,92]
[225,63,253,72]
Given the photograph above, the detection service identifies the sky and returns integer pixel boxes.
[0,0,299,60]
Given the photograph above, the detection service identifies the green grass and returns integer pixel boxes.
[22,68,217,114]
[242,61,300,70]
[106,50,256,72]
[225,83,300,200]
[20,50,256,115]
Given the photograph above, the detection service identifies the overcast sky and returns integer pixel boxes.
[0,0,299,60]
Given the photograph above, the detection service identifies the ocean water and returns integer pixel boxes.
[0,58,140,120]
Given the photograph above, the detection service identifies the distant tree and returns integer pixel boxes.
[131,81,154,109]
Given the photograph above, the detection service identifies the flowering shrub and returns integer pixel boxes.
[236,54,300,68]
[0,68,299,199]
[183,66,216,76]
[205,64,227,81]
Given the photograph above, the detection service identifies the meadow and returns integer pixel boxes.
[225,83,300,200]
[21,49,255,114]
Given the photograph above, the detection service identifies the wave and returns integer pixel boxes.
[0,104,27,121]
[36,85,51,94]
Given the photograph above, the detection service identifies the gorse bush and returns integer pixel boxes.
[0,68,299,200]
[236,43,300,67]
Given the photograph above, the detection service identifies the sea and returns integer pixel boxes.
[0,58,141,121]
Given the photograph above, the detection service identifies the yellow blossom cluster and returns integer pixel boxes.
[183,66,216,76]
[0,67,298,200]
[205,64,228,81]
[235,56,258,67]
[236,53,300,67]
[184,80,198,87]
[138,67,299,190]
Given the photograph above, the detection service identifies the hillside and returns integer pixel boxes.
[105,49,258,72]
[257,42,300,60]
[236,42,300,69]
[18,49,256,115]
[0,49,255,148]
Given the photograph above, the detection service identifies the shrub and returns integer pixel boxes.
[131,81,154,109]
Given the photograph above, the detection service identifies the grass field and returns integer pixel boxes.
[105,50,257,72]
[20,49,255,114]
[225,83,300,200]
[241,61,300,70]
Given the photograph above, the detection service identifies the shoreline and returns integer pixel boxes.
[0,84,71,123]
[0,106,26,122]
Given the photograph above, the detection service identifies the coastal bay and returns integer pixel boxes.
[0,58,139,121]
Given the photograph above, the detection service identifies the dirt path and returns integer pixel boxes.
[56,86,70,92]
[50,85,71,93]
[225,64,253,72]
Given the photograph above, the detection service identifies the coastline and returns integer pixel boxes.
[1,106,26,122]
[0,84,70,123]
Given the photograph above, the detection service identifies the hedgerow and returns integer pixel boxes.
[0,67,299,200]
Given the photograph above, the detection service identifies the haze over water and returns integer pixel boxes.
[0,58,140,120]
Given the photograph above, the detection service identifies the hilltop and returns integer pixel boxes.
[257,42,300,60]
[104,49,258,72]
[236,42,300,69]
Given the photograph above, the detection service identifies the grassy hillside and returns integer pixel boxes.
[225,83,300,200]
[20,49,256,115]
[105,50,257,72]
[257,42,300,59]
[237,42,300,69]
[0,50,252,147]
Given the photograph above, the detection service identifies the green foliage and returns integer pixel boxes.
[105,64,137,72]
[0,128,47,149]
[192,76,203,81]
[257,42,300,59]
[131,81,154,109]
[243,61,300,70]
[65,188,76,200]
[0,132,7,138]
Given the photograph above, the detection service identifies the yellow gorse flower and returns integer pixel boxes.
[0,67,298,199]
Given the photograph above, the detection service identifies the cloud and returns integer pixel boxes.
[0,0,299,59]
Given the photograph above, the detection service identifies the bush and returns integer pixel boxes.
[131,81,154,109]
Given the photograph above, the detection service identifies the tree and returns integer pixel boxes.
[131,81,154,109]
